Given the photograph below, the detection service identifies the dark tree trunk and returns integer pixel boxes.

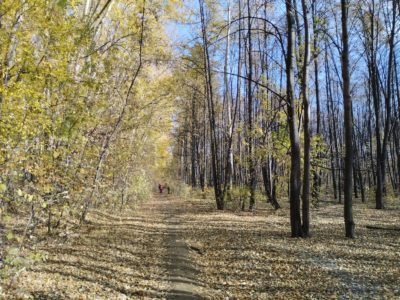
[199,0,224,209]
[300,0,310,237]
[311,0,322,202]
[191,94,197,188]
[286,0,303,238]
[325,51,338,201]
[341,0,355,238]
[262,160,280,210]
[247,0,256,210]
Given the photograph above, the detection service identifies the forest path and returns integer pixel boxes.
[16,194,207,299]
[160,194,205,299]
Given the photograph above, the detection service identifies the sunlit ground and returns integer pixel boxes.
[13,194,400,299]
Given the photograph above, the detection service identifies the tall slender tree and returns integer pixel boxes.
[340,0,355,238]
[199,0,224,210]
[301,0,311,237]
[247,0,256,210]
[286,0,303,237]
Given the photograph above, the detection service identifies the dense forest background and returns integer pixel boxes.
[172,0,399,237]
[0,0,399,296]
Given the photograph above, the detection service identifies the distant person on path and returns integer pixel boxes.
[158,184,163,194]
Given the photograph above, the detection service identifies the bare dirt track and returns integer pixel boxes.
[14,195,400,299]
[16,194,207,299]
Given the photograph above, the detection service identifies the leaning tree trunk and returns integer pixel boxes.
[199,0,224,210]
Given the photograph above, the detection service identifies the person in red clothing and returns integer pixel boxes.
[158,184,163,193]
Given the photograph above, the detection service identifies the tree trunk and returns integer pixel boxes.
[311,0,322,202]
[340,0,355,238]
[199,0,224,210]
[300,0,310,237]
[247,0,256,210]
[262,162,280,210]
[191,95,197,188]
[286,0,303,238]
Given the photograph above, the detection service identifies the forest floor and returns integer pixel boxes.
[10,194,400,299]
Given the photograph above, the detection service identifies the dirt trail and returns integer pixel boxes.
[15,194,207,299]
[161,195,204,299]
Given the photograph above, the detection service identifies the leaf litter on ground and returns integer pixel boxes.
[11,195,400,299]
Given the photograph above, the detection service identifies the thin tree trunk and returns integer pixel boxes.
[247,0,256,210]
[341,0,355,238]
[191,94,197,188]
[199,0,224,210]
[301,0,310,237]
[311,0,322,202]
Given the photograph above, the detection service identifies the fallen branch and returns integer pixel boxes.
[366,225,400,232]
